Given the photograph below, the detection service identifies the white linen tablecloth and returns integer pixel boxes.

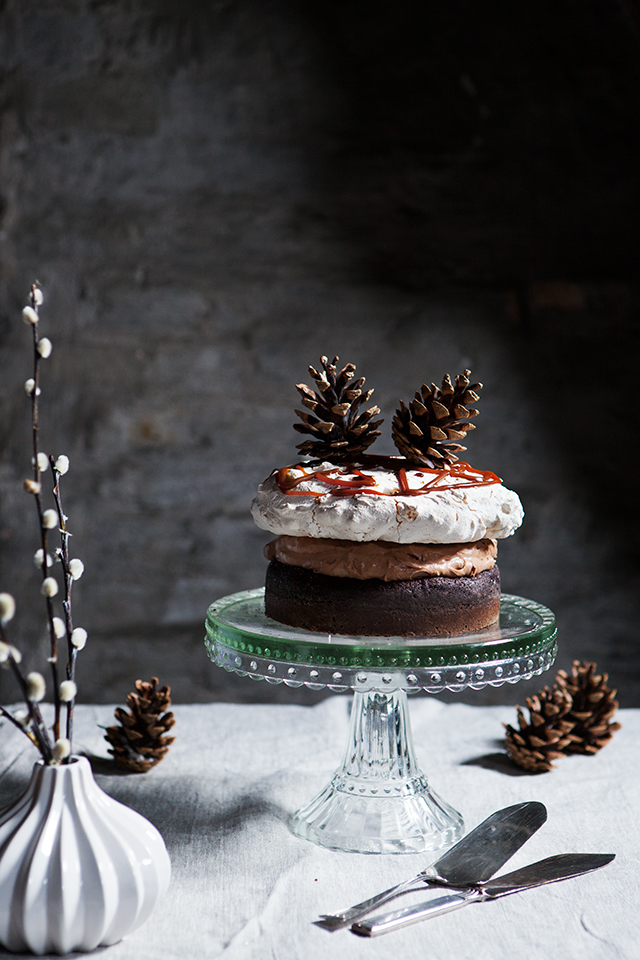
[0,698,638,960]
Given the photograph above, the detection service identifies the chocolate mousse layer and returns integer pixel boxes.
[265,536,497,581]
[265,559,501,637]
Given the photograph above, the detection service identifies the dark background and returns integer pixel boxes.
[1,0,639,706]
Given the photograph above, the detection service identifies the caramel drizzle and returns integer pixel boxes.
[276,460,501,498]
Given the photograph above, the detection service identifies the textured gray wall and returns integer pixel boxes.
[1,0,639,707]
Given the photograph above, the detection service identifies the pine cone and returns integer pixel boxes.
[556,661,621,755]
[105,677,176,773]
[504,685,575,773]
[293,355,383,461]
[392,369,481,468]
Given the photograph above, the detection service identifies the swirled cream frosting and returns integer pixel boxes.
[251,460,524,544]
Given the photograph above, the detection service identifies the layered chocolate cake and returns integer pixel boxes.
[251,357,523,637]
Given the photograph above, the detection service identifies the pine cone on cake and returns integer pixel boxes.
[293,355,383,460]
[503,685,575,773]
[392,369,482,468]
[105,677,176,773]
[556,661,621,755]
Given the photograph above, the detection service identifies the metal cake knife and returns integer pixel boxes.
[315,801,547,930]
[350,853,616,936]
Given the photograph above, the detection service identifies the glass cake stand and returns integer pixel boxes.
[205,588,557,855]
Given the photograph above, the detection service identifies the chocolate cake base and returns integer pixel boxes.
[264,560,501,637]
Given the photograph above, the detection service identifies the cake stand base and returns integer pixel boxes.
[206,589,557,854]
[291,689,464,854]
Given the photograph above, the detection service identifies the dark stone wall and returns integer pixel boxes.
[1,0,639,706]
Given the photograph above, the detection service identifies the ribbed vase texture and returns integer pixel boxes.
[0,756,171,955]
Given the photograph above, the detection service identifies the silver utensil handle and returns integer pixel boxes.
[351,891,479,937]
[316,875,428,929]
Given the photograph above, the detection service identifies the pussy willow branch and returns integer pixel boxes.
[0,623,53,761]
[0,704,33,739]
[50,464,77,744]
[28,286,61,742]
[8,657,54,761]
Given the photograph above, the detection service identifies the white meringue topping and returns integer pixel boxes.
[251,461,524,544]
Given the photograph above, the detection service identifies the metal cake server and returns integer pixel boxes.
[315,801,547,931]
[351,853,615,937]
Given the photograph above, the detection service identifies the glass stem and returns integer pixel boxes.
[341,690,424,783]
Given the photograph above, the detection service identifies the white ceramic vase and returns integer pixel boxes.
[0,755,171,955]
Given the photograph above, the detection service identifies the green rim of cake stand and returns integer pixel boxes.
[205,588,557,693]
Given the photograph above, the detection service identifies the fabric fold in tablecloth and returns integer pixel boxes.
[0,699,637,960]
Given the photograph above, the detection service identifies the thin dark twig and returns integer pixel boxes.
[51,463,77,744]
[1,283,84,765]
[0,704,39,744]
[1,641,53,761]
[28,287,61,741]
[0,619,51,756]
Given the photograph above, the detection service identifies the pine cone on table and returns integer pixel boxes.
[293,355,383,461]
[504,685,575,773]
[392,369,482,468]
[105,677,176,773]
[556,661,621,755]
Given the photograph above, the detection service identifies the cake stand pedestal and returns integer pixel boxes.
[205,589,557,855]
